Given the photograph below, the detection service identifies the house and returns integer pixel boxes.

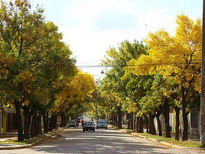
[0,107,17,133]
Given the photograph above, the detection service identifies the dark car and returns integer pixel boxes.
[97,119,108,129]
[83,121,95,132]
[67,120,77,128]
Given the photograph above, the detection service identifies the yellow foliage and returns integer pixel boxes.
[22,100,29,106]
[125,14,201,92]
[16,70,33,82]
[53,71,96,111]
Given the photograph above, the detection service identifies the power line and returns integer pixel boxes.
[77,65,106,68]
[77,61,201,68]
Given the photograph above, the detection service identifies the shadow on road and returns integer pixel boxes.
[29,128,182,154]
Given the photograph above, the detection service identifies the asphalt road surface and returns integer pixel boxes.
[1,128,204,154]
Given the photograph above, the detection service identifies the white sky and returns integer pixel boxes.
[17,0,204,79]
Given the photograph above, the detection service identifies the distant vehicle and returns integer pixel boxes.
[97,119,108,129]
[67,120,77,128]
[83,121,95,132]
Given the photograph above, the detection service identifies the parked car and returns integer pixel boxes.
[67,120,77,128]
[97,119,108,129]
[83,121,95,132]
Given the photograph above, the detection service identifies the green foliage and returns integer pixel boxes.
[98,41,147,117]
[0,0,77,115]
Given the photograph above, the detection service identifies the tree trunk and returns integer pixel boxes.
[34,115,38,136]
[149,113,156,135]
[127,113,132,129]
[60,112,66,127]
[127,113,130,129]
[37,114,42,135]
[30,114,38,137]
[182,103,189,140]
[114,113,117,126]
[117,106,122,129]
[140,117,144,133]
[15,100,24,141]
[43,112,48,133]
[23,107,31,139]
[136,116,140,132]
[156,113,162,136]
[127,112,134,130]
[133,116,136,131]
[48,115,53,131]
[148,114,152,134]
[36,114,39,135]
[163,99,171,138]
[145,116,149,133]
[175,107,180,140]
[111,112,117,126]
[181,84,190,141]
[130,113,134,130]
[137,116,143,133]
[49,114,57,131]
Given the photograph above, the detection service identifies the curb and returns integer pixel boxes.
[0,130,64,150]
[120,130,205,152]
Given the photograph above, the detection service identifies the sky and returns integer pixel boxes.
[27,0,202,79]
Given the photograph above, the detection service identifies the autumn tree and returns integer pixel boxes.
[0,0,46,141]
[100,41,147,129]
[0,0,76,140]
[53,71,96,123]
[126,14,201,140]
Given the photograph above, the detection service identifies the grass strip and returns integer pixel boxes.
[0,129,63,145]
[121,129,204,148]
[0,136,45,145]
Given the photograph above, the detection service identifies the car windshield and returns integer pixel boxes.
[99,121,106,124]
[85,122,94,125]
[69,120,75,123]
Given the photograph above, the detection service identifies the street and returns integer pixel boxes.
[0,128,204,154]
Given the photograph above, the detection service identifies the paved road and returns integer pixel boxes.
[1,128,204,154]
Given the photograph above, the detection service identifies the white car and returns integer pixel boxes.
[97,119,108,129]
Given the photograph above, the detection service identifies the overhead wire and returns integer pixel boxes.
[77,61,201,68]
[78,60,202,77]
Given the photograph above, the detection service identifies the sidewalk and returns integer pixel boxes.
[0,131,17,137]
[0,128,65,150]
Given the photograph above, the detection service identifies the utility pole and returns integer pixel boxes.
[201,0,205,146]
